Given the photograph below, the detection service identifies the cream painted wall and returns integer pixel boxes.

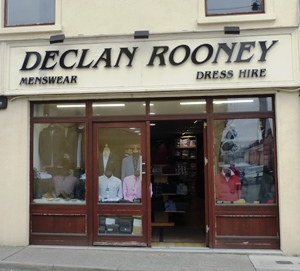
[276,91,300,255]
[60,0,299,37]
[0,98,30,246]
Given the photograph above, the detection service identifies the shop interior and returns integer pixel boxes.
[150,119,206,246]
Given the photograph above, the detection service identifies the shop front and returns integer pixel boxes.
[29,96,277,249]
[2,30,298,250]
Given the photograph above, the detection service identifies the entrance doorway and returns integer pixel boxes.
[150,120,206,247]
[91,120,206,247]
[92,122,149,246]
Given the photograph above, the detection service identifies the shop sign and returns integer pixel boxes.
[7,35,295,94]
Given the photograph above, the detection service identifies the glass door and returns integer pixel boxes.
[92,122,149,246]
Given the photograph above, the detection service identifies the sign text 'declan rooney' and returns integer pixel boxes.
[19,40,278,85]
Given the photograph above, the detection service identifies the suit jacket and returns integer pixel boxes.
[121,154,141,181]
[39,125,65,167]
[99,152,121,179]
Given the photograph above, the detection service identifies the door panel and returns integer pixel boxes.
[92,123,149,246]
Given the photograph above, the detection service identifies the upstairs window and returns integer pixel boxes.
[5,0,55,27]
[206,0,264,16]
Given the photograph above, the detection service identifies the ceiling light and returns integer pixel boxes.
[180,101,206,105]
[213,99,254,104]
[56,104,85,108]
[93,104,125,107]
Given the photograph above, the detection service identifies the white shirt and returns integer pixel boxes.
[98,174,123,202]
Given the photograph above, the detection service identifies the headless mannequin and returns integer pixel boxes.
[102,144,111,173]
[104,170,113,178]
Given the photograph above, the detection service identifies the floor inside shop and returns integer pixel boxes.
[150,120,206,247]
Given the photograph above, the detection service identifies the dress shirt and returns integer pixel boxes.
[98,174,123,201]
[123,175,141,202]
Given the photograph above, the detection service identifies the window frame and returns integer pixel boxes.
[1,0,61,33]
[5,0,55,27]
[198,0,275,25]
[205,0,265,17]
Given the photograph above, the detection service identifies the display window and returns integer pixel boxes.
[213,118,275,205]
[97,127,143,204]
[32,122,86,205]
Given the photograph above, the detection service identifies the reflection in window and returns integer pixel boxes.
[98,128,142,204]
[6,0,55,26]
[206,0,264,16]
[93,101,146,116]
[214,118,275,205]
[33,103,86,117]
[32,123,86,204]
[150,100,206,115]
[99,216,142,235]
[213,97,272,113]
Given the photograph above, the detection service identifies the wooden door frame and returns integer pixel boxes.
[90,121,150,246]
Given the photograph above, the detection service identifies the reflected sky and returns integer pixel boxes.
[207,0,262,15]
[7,0,54,25]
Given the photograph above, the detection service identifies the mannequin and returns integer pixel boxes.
[103,144,111,156]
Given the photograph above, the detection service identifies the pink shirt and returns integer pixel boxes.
[123,175,141,202]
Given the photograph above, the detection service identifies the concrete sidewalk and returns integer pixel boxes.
[0,246,299,271]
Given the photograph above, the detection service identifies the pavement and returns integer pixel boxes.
[0,245,300,271]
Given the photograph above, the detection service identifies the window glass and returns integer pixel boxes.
[150,100,206,115]
[214,118,275,205]
[33,103,86,117]
[98,127,142,204]
[93,101,146,116]
[213,97,272,113]
[99,215,142,235]
[6,0,55,26]
[206,0,264,16]
[32,123,86,205]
